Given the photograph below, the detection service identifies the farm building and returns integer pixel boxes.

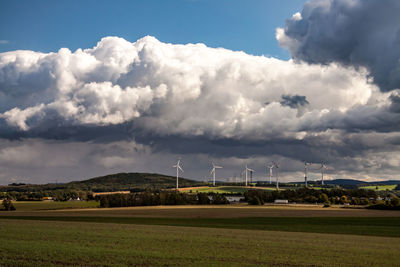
[225,195,245,203]
[274,199,288,204]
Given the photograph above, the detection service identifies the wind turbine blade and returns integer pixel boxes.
[210,168,215,174]
[178,166,184,172]
[215,166,223,168]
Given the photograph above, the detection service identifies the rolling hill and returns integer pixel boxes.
[1,173,203,193]
[67,172,202,192]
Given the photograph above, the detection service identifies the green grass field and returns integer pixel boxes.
[12,201,99,211]
[359,185,398,191]
[180,186,275,194]
[0,219,399,266]
[1,205,400,266]
[1,216,400,237]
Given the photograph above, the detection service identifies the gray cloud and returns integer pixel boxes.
[280,94,309,108]
[389,92,400,113]
[277,0,400,91]
[1,136,399,185]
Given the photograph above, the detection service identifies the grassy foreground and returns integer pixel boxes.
[0,219,399,267]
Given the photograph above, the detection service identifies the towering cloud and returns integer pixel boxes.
[277,0,400,92]
[0,36,380,142]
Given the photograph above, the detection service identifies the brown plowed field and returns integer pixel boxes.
[1,204,399,218]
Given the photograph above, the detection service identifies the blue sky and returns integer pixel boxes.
[0,0,306,58]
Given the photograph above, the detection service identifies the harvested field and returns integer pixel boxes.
[11,200,99,211]
[2,204,400,218]
[92,191,130,197]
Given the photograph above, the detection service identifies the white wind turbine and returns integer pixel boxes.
[210,162,223,186]
[172,158,184,189]
[273,162,280,190]
[319,162,327,185]
[304,161,312,188]
[242,164,255,186]
[267,162,275,185]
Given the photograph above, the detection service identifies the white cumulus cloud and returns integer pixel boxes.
[0,36,383,141]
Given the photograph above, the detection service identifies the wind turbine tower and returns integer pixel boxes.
[267,162,275,184]
[172,158,184,189]
[273,162,280,190]
[319,162,327,185]
[304,161,312,188]
[210,162,223,186]
[242,164,254,186]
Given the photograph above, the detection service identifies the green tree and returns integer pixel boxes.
[2,199,16,211]
[319,193,329,203]
[197,193,210,205]
[340,195,348,204]
[391,197,400,206]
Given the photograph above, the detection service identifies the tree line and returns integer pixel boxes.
[2,190,90,201]
[244,188,382,205]
[98,191,229,208]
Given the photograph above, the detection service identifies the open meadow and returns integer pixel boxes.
[1,204,400,266]
[359,185,398,191]
[178,186,286,194]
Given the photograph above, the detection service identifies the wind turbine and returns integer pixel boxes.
[210,162,223,186]
[319,162,327,185]
[304,161,312,188]
[267,162,275,185]
[242,164,255,186]
[273,162,280,190]
[172,158,184,189]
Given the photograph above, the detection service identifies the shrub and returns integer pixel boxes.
[390,197,399,206]
[323,202,331,208]
[197,193,210,205]
[2,199,16,211]
[248,196,264,205]
[211,194,229,205]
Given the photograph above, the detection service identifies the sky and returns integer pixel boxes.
[0,0,306,58]
[1,0,400,184]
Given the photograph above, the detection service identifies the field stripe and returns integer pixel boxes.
[1,216,399,238]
